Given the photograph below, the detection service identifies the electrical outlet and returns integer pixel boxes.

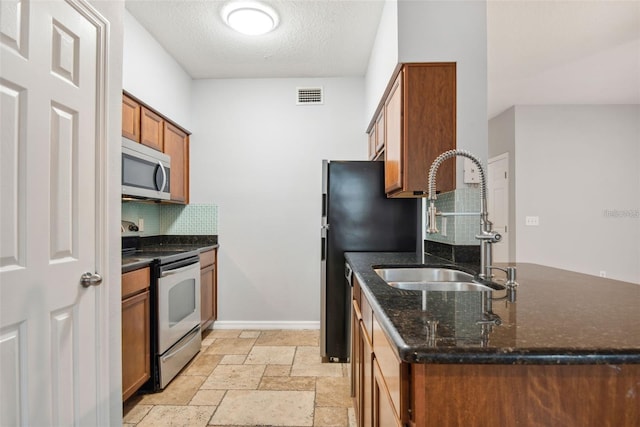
[599,271,607,278]
[525,216,539,226]
[138,218,144,232]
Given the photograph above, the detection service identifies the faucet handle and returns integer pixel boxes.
[476,230,501,243]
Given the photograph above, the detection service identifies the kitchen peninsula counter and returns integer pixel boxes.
[346,252,639,426]
[345,252,640,364]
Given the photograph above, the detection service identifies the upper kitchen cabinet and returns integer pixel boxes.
[368,110,385,161]
[368,63,456,197]
[122,94,141,142]
[140,106,164,151]
[163,122,190,204]
[121,91,191,204]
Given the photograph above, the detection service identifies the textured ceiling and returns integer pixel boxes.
[125,0,640,118]
[125,0,385,79]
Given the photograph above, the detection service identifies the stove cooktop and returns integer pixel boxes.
[122,248,200,265]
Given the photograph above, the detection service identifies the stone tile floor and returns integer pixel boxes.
[123,329,356,427]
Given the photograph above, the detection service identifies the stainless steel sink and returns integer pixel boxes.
[374,267,497,292]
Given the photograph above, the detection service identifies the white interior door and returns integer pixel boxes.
[0,0,109,425]
[488,153,510,263]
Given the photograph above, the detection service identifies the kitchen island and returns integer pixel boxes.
[345,252,640,427]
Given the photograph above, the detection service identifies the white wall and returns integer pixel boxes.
[364,0,398,124]
[122,10,192,128]
[512,105,639,283]
[397,0,488,186]
[190,78,366,325]
[365,1,488,185]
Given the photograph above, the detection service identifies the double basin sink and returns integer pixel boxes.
[374,266,504,292]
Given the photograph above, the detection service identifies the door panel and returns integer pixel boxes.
[0,0,109,425]
[0,80,26,269]
[50,102,79,260]
[488,154,510,262]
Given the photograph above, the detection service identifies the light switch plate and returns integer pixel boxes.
[525,216,539,226]
[463,158,480,183]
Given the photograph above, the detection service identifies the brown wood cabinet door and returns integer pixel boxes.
[200,264,215,329]
[199,249,217,330]
[361,320,373,427]
[403,63,456,195]
[368,128,377,161]
[375,110,385,153]
[384,72,403,193]
[122,290,150,401]
[140,106,164,151]
[374,63,456,197]
[163,122,189,203]
[351,300,361,424]
[373,360,401,427]
[122,95,140,141]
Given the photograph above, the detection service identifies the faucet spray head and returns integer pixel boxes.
[427,201,439,234]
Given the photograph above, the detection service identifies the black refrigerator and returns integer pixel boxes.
[321,160,419,362]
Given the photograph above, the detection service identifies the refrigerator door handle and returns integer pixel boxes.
[321,225,328,261]
[322,193,327,217]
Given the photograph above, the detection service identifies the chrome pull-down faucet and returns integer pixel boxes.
[426,149,503,280]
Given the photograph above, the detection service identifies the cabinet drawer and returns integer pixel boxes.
[199,249,216,268]
[372,314,402,418]
[122,267,150,299]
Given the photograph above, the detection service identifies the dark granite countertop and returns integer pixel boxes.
[121,256,154,274]
[345,252,640,365]
[121,235,219,273]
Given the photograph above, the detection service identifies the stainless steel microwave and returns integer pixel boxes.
[122,137,171,201]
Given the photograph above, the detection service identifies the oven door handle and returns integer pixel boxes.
[162,327,200,361]
[160,262,198,278]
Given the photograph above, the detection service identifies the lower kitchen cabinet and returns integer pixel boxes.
[121,267,151,401]
[351,274,406,427]
[200,248,218,331]
[373,359,402,427]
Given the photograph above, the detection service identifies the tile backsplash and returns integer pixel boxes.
[162,204,218,235]
[425,186,481,246]
[122,202,218,236]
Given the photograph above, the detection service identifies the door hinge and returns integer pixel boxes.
[504,171,507,179]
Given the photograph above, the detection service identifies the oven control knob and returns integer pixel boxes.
[80,272,103,288]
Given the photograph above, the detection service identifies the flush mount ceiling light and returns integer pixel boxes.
[223,2,279,36]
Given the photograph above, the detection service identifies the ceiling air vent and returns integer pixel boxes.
[297,87,323,105]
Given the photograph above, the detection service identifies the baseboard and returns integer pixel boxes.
[211,320,320,330]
